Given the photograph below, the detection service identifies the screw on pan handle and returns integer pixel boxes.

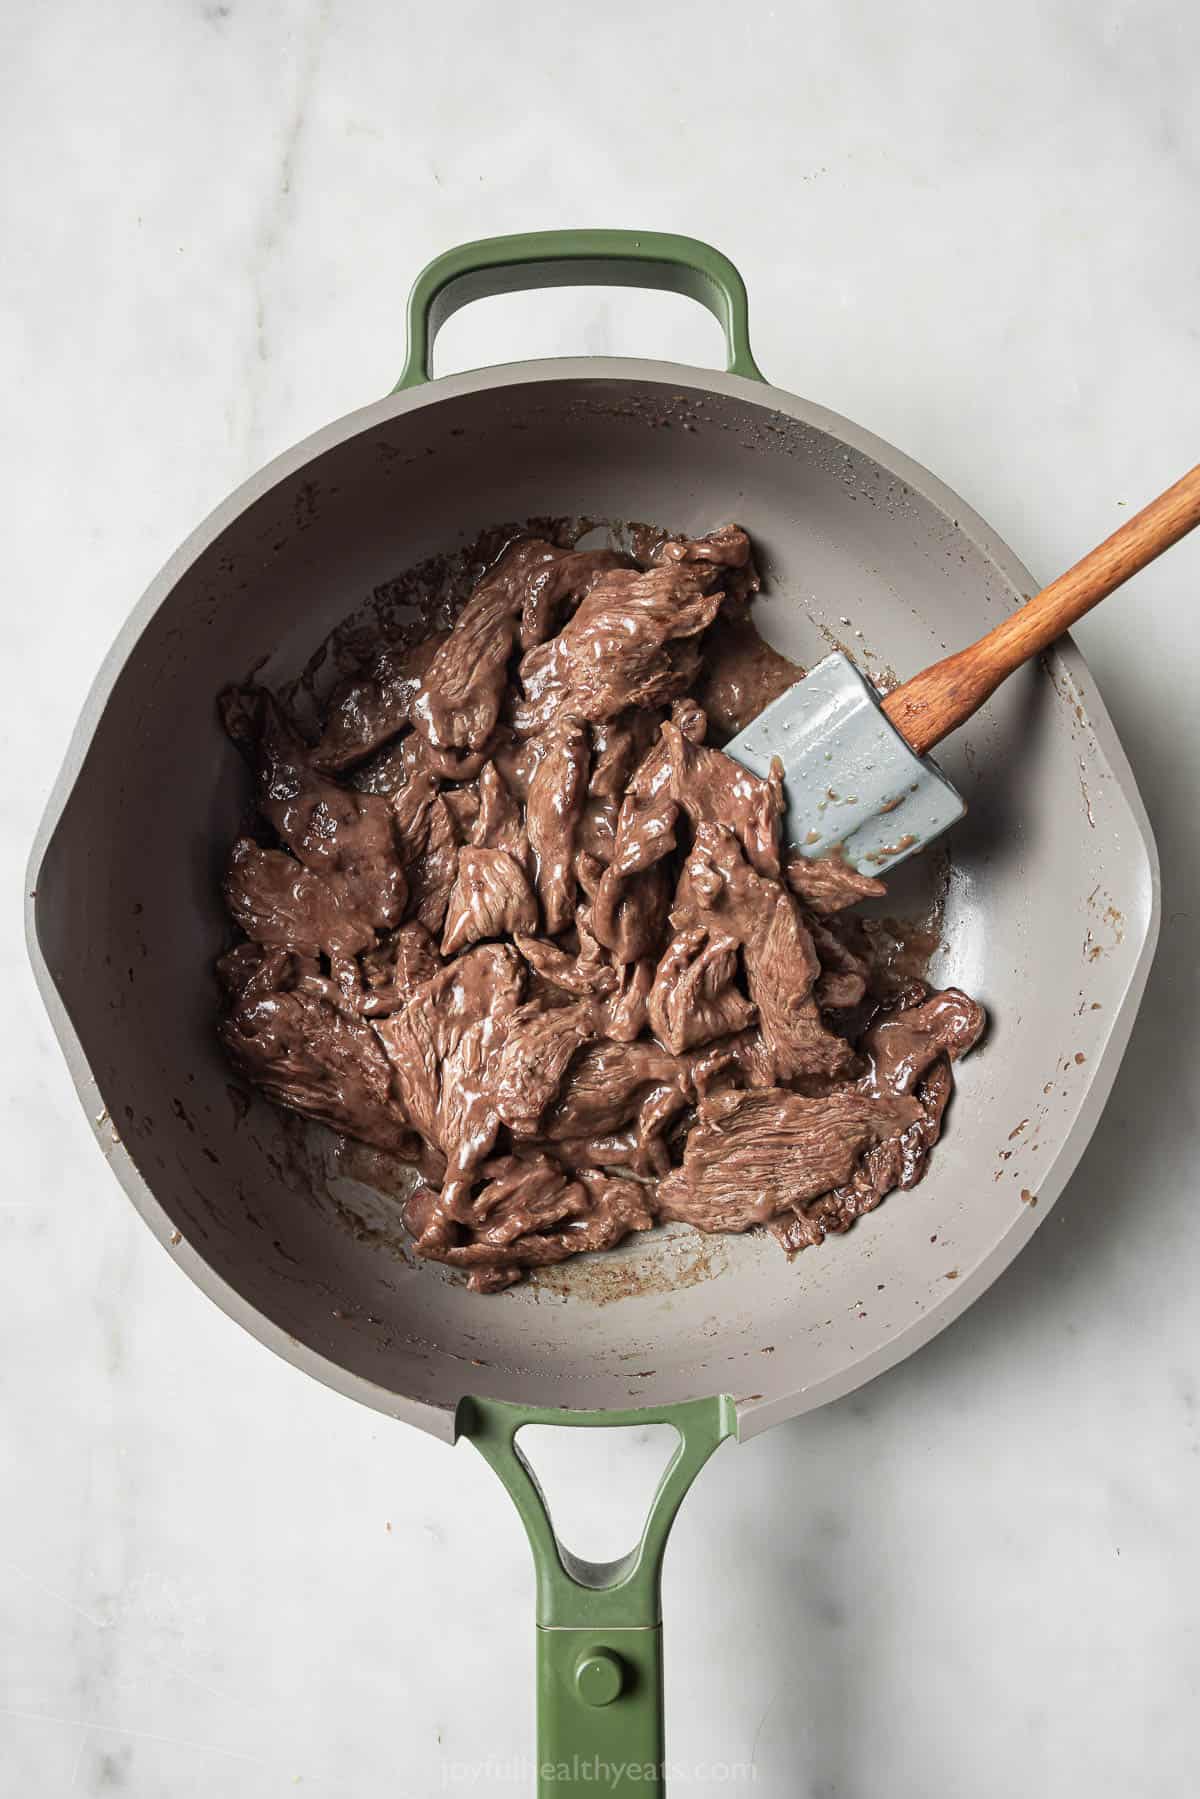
[456,1394,736,1798]
[393,229,765,390]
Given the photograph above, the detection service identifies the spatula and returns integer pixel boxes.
[727,463,1200,872]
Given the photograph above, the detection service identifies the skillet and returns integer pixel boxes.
[27,231,1160,1792]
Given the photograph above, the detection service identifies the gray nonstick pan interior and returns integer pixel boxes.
[28,362,1159,1443]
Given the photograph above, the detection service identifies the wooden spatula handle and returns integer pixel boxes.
[881,462,1200,756]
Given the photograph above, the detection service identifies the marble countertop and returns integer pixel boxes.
[5,2,1198,1793]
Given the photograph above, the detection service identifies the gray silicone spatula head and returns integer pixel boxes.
[729,462,1200,872]
[726,652,965,875]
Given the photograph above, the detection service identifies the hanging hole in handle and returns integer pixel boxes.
[515,1422,682,1574]
[429,285,728,383]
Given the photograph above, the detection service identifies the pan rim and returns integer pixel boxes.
[27,357,1161,1444]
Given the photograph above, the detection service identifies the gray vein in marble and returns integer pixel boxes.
[244,0,332,466]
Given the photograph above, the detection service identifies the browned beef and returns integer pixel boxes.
[217,522,984,1290]
[785,850,888,914]
[410,540,561,758]
[647,926,756,1054]
[599,956,656,1042]
[856,987,987,1097]
[224,838,380,960]
[442,781,482,839]
[255,702,407,931]
[486,1000,598,1138]
[221,958,414,1152]
[311,634,446,773]
[525,717,589,935]
[576,794,620,864]
[590,858,675,964]
[512,934,618,999]
[541,1039,685,1142]
[441,848,539,955]
[373,944,525,1215]
[512,526,752,733]
[411,541,624,761]
[674,825,852,1081]
[359,922,440,1015]
[657,1087,924,1232]
[658,717,784,877]
[404,1163,654,1291]
[589,708,663,799]
[516,549,628,651]
[471,761,530,868]
[806,913,871,1011]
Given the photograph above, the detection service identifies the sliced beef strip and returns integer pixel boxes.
[485,999,598,1139]
[223,837,380,960]
[657,717,784,879]
[608,789,680,878]
[404,794,461,935]
[771,1059,956,1252]
[255,702,407,931]
[386,746,463,936]
[412,541,624,760]
[410,539,564,758]
[590,857,675,965]
[589,707,663,799]
[512,526,752,734]
[674,825,853,1081]
[657,1086,924,1233]
[310,634,447,773]
[516,548,629,651]
[359,922,440,1016]
[441,847,539,956]
[600,956,656,1042]
[540,1129,641,1174]
[373,944,525,1198]
[584,699,710,964]
[647,926,756,1055]
[770,989,986,1251]
[350,735,424,798]
[419,741,497,782]
[377,956,593,1217]
[542,1077,687,1181]
[684,1027,779,1095]
[785,851,887,914]
[221,962,415,1153]
[856,986,986,1098]
[655,523,760,590]
[442,782,482,839]
[577,795,620,864]
[512,934,618,999]
[469,1153,585,1242]
[587,774,679,962]
[471,761,531,869]
[542,1038,686,1142]
[405,1166,655,1292]
[216,940,279,1000]
[806,912,871,1011]
[525,716,589,935]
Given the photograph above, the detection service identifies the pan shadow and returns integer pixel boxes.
[908,650,1193,1380]
[673,663,1193,1793]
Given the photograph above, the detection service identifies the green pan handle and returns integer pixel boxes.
[457,1394,736,1796]
[394,229,765,391]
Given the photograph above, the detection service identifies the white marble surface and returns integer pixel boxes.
[5,2,1200,1793]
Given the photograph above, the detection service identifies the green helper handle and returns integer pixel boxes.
[394,229,765,391]
[457,1395,736,1795]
